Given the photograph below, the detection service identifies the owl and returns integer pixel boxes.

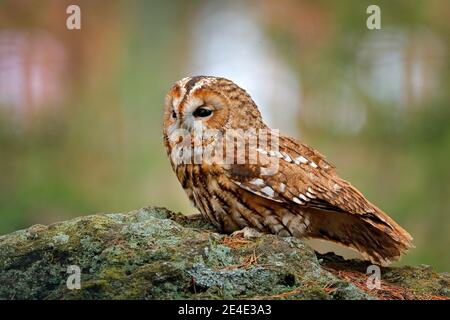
[163,76,413,265]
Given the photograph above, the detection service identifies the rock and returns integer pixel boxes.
[0,207,448,300]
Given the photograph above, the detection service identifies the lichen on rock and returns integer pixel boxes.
[0,206,448,300]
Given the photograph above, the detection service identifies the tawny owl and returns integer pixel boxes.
[163,76,413,265]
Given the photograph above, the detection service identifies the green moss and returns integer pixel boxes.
[383,265,450,297]
[0,206,448,300]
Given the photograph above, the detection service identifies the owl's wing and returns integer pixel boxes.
[220,132,412,264]
[222,134,403,231]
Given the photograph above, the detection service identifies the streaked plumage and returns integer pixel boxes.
[163,76,413,265]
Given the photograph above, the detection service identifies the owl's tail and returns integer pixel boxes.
[303,208,413,266]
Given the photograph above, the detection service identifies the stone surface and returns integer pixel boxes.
[0,207,448,300]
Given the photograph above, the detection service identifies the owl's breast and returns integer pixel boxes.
[172,163,268,235]
[174,164,225,229]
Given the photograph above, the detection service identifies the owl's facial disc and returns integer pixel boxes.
[167,84,228,133]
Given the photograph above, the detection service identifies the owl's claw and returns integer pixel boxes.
[231,227,262,239]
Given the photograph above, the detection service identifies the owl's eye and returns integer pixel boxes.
[193,106,213,118]
[172,110,177,119]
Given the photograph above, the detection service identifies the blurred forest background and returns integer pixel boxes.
[0,0,449,271]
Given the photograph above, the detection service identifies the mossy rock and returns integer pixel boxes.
[0,207,448,300]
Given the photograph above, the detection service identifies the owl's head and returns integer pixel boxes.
[163,76,266,136]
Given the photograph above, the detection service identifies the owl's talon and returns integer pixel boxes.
[231,227,262,239]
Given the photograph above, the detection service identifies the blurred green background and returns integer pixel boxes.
[0,0,449,271]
